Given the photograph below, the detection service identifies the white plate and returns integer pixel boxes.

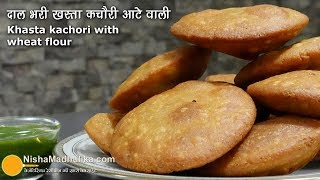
[54,131,320,180]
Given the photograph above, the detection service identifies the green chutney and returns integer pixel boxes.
[0,123,59,179]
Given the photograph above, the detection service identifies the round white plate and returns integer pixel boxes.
[54,131,320,180]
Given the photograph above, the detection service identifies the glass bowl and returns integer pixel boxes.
[0,116,60,180]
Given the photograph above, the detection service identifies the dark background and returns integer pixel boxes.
[0,0,319,116]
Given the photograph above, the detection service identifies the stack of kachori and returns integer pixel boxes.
[84,4,320,177]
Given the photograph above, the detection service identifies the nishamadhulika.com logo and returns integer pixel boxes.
[1,154,115,177]
[1,155,38,176]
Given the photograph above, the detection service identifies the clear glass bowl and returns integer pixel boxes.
[0,116,60,180]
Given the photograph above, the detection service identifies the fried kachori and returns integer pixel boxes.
[205,74,236,84]
[235,37,320,88]
[111,81,256,174]
[171,5,308,59]
[109,46,211,112]
[196,115,320,176]
[247,70,320,118]
[84,113,124,154]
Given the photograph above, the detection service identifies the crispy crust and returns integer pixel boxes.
[110,81,256,174]
[314,151,320,161]
[247,70,320,118]
[109,46,211,112]
[84,113,124,154]
[205,74,236,84]
[171,5,308,59]
[196,115,320,176]
[235,37,320,88]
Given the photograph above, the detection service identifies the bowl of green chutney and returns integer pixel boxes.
[0,116,60,180]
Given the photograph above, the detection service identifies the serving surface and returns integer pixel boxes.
[54,131,320,180]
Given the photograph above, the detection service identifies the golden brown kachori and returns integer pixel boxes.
[109,46,211,112]
[247,70,320,118]
[111,81,256,174]
[235,37,320,88]
[171,5,308,59]
[84,113,124,154]
[205,74,236,84]
[195,115,320,176]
